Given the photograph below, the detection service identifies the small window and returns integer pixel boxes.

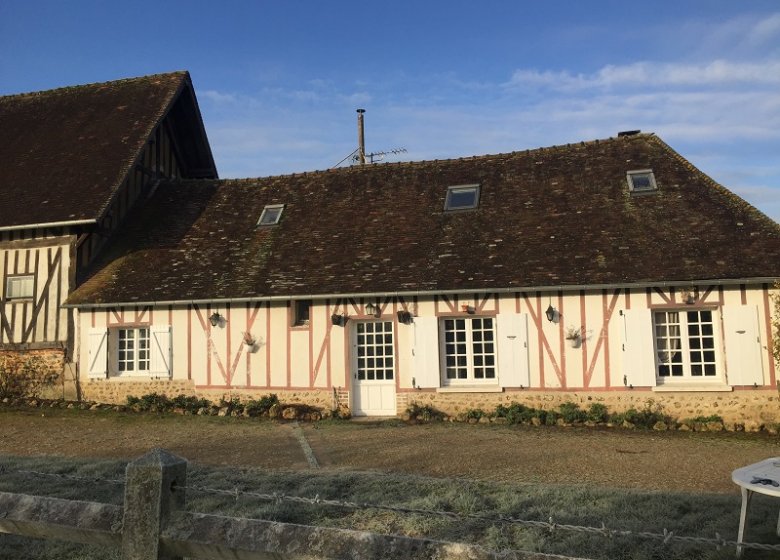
[444,184,480,211]
[293,299,312,327]
[118,327,150,373]
[627,170,658,193]
[5,275,34,299]
[257,204,285,226]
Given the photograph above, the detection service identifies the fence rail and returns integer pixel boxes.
[0,449,590,560]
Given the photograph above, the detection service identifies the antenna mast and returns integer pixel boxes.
[356,109,366,165]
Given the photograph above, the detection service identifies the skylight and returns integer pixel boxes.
[444,184,480,211]
[627,170,658,194]
[257,204,285,226]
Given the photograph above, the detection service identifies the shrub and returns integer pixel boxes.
[558,402,586,423]
[543,410,560,425]
[218,397,244,414]
[611,401,671,429]
[494,402,536,424]
[466,408,487,420]
[684,414,723,424]
[411,403,445,422]
[244,394,279,417]
[586,403,609,423]
[0,353,60,399]
[171,395,211,413]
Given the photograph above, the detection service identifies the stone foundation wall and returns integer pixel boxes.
[81,379,198,404]
[0,348,66,400]
[80,379,339,411]
[397,389,779,427]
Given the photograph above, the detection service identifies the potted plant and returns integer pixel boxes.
[565,326,582,348]
[242,332,257,348]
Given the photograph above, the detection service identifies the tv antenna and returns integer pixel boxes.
[330,109,407,168]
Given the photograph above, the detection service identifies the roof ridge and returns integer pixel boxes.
[202,133,652,184]
[0,70,189,100]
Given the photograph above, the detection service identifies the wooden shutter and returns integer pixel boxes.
[87,328,108,379]
[150,326,172,378]
[410,316,441,388]
[722,305,764,386]
[497,313,530,387]
[621,309,656,387]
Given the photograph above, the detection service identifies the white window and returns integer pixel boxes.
[653,310,719,381]
[441,317,496,383]
[444,184,480,211]
[627,170,658,193]
[5,275,34,299]
[257,204,284,226]
[118,328,150,373]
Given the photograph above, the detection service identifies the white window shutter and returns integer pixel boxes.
[722,305,764,386]
[497,313,530,387]
[150,326,172,378]
[621,309,656,387]
[88,328,108,379]
[410,316,441,388]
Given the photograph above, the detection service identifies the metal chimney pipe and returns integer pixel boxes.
[356,109,366,165]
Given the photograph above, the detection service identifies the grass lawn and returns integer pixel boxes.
[1,453,778,560]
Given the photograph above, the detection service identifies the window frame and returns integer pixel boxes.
[439,316,497,385]
[292,299,312,327]
[444,184,480,211]
[116,327,151,376]
[257,204,285,226]
[626,169,658,194]
[652,308,722,384]
[5,274,34,300]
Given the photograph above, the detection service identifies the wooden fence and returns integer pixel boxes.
[0,448,587,560]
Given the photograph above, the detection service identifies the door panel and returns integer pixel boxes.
[352,321,396,416]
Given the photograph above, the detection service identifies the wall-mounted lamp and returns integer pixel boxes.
[682,290,696,305]
[365,302,381,317]
[397,310,413,324]
[209,312,224,327]
[331,313,348,327]
[545,304,556,323]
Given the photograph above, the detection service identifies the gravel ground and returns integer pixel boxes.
[1,406,777,494]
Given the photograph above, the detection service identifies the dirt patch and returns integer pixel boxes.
[1,406,777,494]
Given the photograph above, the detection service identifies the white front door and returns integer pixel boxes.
[352,320,397,416]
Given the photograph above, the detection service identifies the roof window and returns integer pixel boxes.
[444,184,480,211]
[627,170,658,194]
[257,204,285,226]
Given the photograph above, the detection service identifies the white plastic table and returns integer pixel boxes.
[731,457,780,557]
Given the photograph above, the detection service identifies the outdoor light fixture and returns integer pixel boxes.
[397,310,412,324]
[545,304,556,323]
[209,312,223,327]
[365,302,381,317]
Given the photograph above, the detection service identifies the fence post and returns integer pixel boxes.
[122,448,187,560]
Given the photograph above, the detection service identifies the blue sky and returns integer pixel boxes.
[2,1,779,221]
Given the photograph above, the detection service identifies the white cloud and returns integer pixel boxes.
[505,60,780,92]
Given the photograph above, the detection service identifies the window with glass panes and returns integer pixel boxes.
[355,321,394,381]
[118,328,150,372]
[653,310,718,379]
[442,317,496,383]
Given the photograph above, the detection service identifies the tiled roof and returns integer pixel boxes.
[0,71,205,229]
[67,133,780,305]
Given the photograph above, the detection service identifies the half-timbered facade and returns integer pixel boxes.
[67,132,780,424]
[0,72,217,392]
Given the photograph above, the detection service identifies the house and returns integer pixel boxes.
[0,72,217,395]
[66,128,780,425]
[2,73,779,425]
